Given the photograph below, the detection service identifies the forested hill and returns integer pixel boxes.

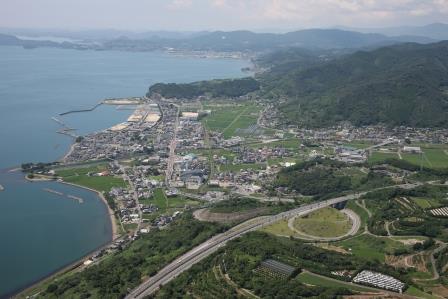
[147,77,260,99]
[263,41,448,128]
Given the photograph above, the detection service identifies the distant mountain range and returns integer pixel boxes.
[261,41,448,128]
[0,27,438,52]
[342,23,448,42]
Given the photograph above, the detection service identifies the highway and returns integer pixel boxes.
[126,182,420,299]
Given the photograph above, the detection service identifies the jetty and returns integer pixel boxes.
[43,188,64,196]
[59,102,102,116]
[67,195,84,204]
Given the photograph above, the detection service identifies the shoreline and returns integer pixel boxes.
[10,175,120,299]
[58,180,120,240]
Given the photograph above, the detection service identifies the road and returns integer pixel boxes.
[126,183,420,298]
[116,162,143,234]
[286,208,361,241]
[165,104,179,187]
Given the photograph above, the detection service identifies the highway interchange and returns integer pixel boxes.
[126,182,421,298]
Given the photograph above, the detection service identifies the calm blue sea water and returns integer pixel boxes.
[0,46,248,297]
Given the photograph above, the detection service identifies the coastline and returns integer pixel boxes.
[58,180,120,240]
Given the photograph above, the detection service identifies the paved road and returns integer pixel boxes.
[126,183,421,299]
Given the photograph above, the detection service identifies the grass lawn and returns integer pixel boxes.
[64,175,127,193]
[296,272,376,293]
[293,207,352,238]
[261,219,296,237]
[55,163,107,177]
[336,234,409,262]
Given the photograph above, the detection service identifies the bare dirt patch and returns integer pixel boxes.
[193,207,268,223]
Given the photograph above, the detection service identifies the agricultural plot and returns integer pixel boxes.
[296,272,375,293]
[255,259,297,279]
[430,207,448,217]
[368,151,398,163]
[412,197,441,209]
[142,188,200,214]
[369,145,448,169]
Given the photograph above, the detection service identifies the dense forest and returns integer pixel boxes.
[156,232,412,298]
[259,41,448,127]
[147,77,259,99]
[274,158,393,198]
[41,214,224,298]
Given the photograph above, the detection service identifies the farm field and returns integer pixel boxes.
[293,207,352,238]
[140,188,200,214]
[218,163,266,172]
[412,197,441,209]
[368,151,398,163]
[368,145,448,169]
[201,102,261,139]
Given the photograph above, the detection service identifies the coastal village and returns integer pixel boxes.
[21,94,448,297]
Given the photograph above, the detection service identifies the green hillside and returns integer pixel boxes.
[262,41,448,127]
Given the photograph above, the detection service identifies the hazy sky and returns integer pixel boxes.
[1,0,447,31]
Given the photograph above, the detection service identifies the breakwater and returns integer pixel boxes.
[42,188,84,204]
[59,102,103,116]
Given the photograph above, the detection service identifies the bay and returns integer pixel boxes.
[0,46,248,297]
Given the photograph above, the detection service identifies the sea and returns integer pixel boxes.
[0,45,248,297]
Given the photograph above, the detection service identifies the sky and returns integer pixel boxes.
[1,0,448,31]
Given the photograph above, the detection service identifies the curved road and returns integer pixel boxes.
[287,208,361,241]
[126,183,421,299]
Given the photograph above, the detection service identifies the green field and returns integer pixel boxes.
[369,145,448,169]
[140,188,200,214]
[412,197,441,209]
[63,175,127,193]
[261,219,297,237]
[249,138,300,149]
[336,234,408,262]
[342,141,374,149]
[296,272,376,293]
[218,163,266,172]
[55,164,107,177]
[293,207,352,238]
[368,151,398,163]
[405,286,438,299]
[55,164,127,192]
